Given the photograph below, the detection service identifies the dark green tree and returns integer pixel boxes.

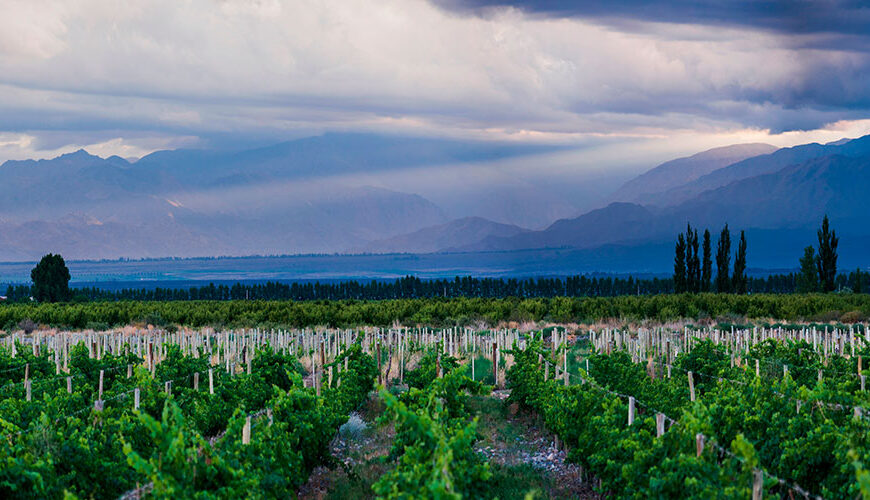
[731,231,747,294]
[715,224,731,293]
[797,246,819,293]
[815,215,838,292]
[701,229,712,292]
[30,253,71,303]
[686,225,700,293]
[673,233,687,293]
[851,268,864,294]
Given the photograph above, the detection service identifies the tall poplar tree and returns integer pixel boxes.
[701,229,712,292]
[815,215,838,292]
[797,246,819,293]
[732,231,747,294]
[715,224,731,293]
[674,233,687,293]
[851,268,863,294]
[688,226,700,293]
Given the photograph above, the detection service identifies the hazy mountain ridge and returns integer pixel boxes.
[350,216,530,254]
[457,138,870,257]
[646,135,870,207]
[1,133,869,267]
[607,143,776,204]
[0,137,470,259]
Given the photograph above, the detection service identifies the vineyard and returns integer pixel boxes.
[1,323,869,498]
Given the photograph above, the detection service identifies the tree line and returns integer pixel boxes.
[4,269,868,305]
[672,215,852,295]
[674,224,747,294]
[3,215,863,304]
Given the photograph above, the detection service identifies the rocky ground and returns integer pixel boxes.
[298,389,597,499]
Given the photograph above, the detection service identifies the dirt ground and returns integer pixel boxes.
[298,390,598,499]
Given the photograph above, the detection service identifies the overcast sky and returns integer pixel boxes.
[1,0,869,166]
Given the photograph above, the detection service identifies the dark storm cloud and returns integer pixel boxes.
[434,0,870,37]
[0,0,869,164]
[435,0,870,123]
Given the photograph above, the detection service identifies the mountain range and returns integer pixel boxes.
[1,132,869,272]
[0,134,568,260]
[357,134,870,270]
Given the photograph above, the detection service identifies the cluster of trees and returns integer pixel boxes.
[674,224,747,294]
[798,215,842,293]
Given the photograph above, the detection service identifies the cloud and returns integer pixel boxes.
[433,1,870,38]
[0,0,867,164]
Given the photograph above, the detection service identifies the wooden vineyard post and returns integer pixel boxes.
[492,340,498,388]
[24,363,29,390]
[818,369,823,382]
[209,369,214,395]
[861,374,866,392]
[667,365,672,379]
[127,364,132,379]
[242,415,251,445]
[98,369,105,402]
[656,413,665,437]
[695,433,705,457]
[320,340,326,385]
[688,371,695,402]
[194,372,199,391]
[564,347,569,386]
[436,352,442,379]
[165,381,171,397]
[377,340,382,385]
[66,377,72,394]
[628,396,635,426]
[134,388,140,410]
[25,379,31,401]
[752,469,763,500]
[755,359,760,377]
[471,354,475,381]
[399,336,404,385]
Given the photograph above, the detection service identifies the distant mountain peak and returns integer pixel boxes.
[825,137,852,146]
[59,149,98,160]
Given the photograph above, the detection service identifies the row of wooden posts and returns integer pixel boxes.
[592,325,868,366]
[3,326,567,394]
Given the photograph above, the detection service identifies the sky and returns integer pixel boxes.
[1,0,869,168]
